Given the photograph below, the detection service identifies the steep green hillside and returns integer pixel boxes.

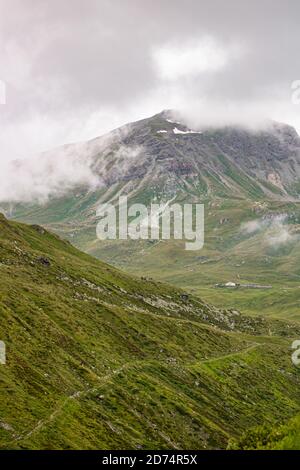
[1,214,300,449]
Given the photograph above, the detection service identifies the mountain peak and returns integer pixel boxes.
[90,110,300,199]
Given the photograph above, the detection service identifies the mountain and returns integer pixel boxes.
[8,109,300,201]
[1,214,300,450]
[94,110,300,199]
[4,110,300,320]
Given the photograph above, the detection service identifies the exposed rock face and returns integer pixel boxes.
[85,111,300,200]
[37,256,51,266]
[267,172,284,190]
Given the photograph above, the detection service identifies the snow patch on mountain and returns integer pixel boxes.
[173,127,202,135]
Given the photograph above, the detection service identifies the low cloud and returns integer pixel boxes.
[0,123,143,205]
[241,214,299,247]
[267,225,294,246]
[241,219,265,234]
[0,144,100,204]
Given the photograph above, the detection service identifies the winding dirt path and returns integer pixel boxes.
[3,342,262,447]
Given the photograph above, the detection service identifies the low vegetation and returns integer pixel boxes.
[0,215,300,449]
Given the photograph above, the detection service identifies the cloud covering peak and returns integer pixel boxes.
[0,0,300,160]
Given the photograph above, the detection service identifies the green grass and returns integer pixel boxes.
[1,214,300,449]
[229,413,300,449]
[10,191,300,323]
[216,154,265,199]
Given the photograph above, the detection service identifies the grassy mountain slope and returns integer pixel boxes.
[15,196,300,320]
[1,215,300,449]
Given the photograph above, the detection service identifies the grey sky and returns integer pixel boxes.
[0,0,300,159]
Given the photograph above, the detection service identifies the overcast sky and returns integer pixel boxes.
[0,0,300,160]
